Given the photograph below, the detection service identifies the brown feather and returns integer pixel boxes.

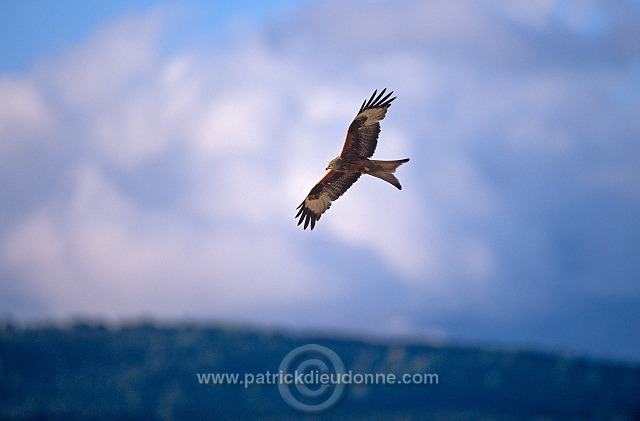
[296,89,406,230]
[341,88,396,159]
[296,171,361,230]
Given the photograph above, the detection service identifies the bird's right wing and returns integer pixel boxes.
[296,170,361,230]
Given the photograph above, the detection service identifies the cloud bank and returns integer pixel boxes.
[1,0,639,360]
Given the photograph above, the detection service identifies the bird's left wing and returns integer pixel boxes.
[296,170,361,230]
[340,88,396,159]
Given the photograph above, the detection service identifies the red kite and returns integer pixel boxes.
[296,89,409,230]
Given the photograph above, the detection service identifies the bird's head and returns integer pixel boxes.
[326,157,343,171]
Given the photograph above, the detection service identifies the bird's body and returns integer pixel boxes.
[327,156,409,189]
[296,89,409,230]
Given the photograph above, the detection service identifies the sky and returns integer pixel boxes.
[1,0,639,361]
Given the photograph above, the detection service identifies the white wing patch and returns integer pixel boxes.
[305,194,332,215]
[297,172,361,229]
[359,107,388,126]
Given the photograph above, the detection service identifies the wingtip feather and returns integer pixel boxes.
[295,202,319,230]
[358,88,396,114]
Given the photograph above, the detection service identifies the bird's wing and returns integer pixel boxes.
[296,170,361,230]
[340,89,396,159]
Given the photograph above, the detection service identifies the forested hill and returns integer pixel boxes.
[1,323,639,420]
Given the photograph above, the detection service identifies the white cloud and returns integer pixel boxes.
[44,9,165,108]
[492,0,556,29]
[0,77,59,158]
[190,90,278,156]
[2,164,323,320]
[1,0,639,359]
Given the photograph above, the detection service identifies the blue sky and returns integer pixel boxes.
[0,0,310,71]
[1,0,639,361]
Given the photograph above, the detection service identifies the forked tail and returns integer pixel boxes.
[368,158,410,190]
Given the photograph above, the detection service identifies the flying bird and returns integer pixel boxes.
[296,89,409,230]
